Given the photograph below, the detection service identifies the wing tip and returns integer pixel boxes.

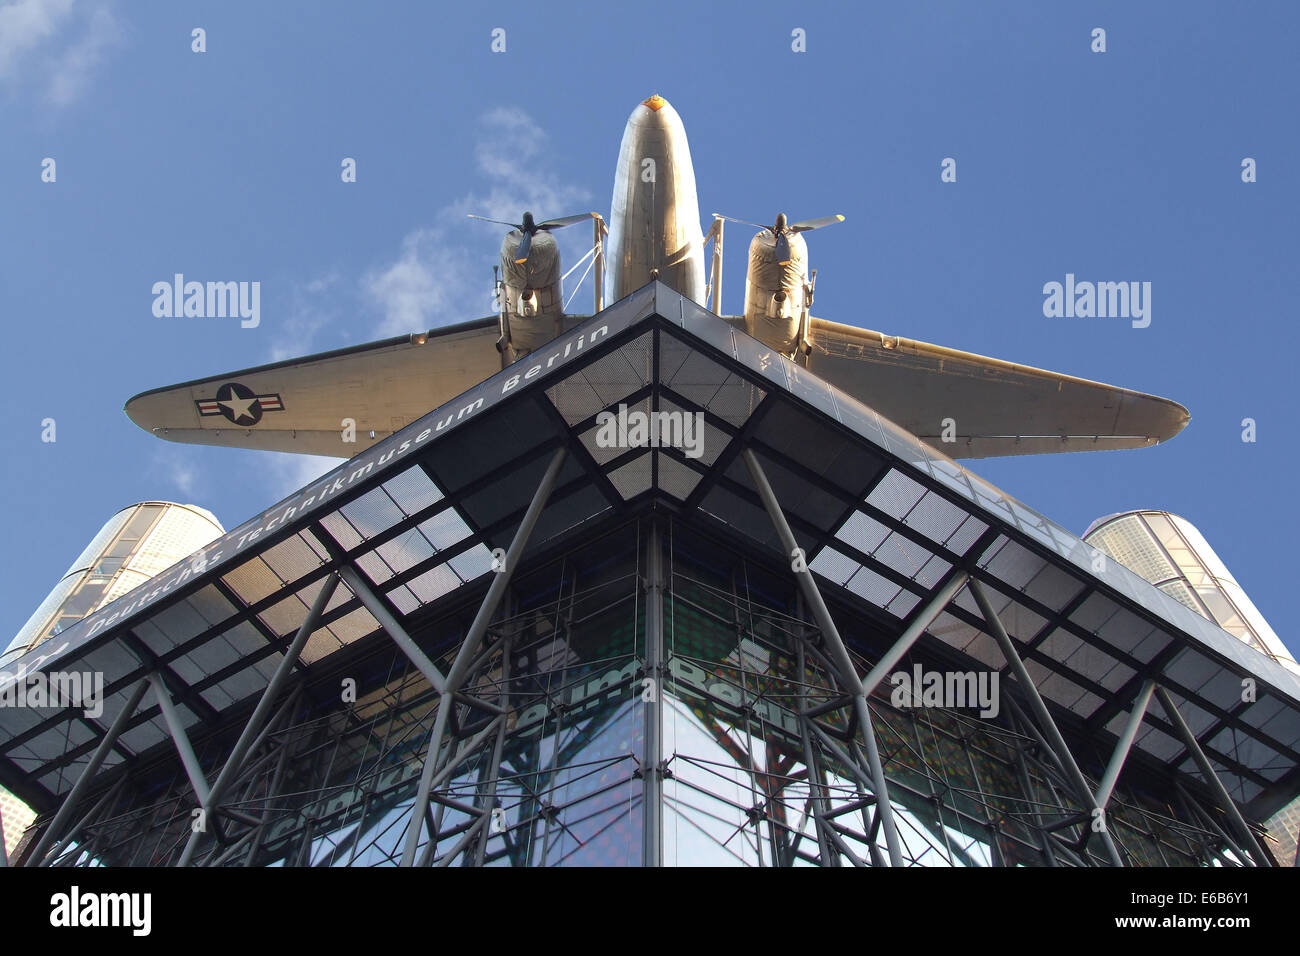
[123,392,157,433]
[1144,394,1192,445]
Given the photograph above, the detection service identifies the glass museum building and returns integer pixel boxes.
[2,284,1298,867]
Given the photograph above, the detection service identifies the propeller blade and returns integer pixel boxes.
[467,214,523,229]
[774,232,791,265]
[788,214,845,233]
[537,212,597,231]
[513,229,533,264]
[711,213,772,232]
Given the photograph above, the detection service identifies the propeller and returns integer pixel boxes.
[713,212,845,265]
[468,211,597,265]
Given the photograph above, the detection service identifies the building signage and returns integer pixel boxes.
[16,308,638,677]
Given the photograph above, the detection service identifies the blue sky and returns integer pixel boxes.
[2,1,1296,656]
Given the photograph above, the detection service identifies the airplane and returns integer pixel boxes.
[125,94,1189,461]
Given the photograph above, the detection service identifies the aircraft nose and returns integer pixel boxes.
[630,94,682,131]
[608,93,706,304]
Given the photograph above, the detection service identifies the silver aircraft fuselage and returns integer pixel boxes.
[606,95,707,305]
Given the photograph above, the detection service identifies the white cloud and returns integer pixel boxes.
[0,0,75,76]
[269,270,342,362]
[264,452,341,501]
[45,4,120,106]
[304,273,337,295]
[168,459,197,496]
[363,229,478,338]
[455,107,591,221]
[149,447,202,500]
[150,109,592,508]
[150,446,339,519]
[363,107,593,337]
[0,0,122,107]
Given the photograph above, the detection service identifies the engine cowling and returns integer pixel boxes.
[500,230,564,356]
[742,231,809,354]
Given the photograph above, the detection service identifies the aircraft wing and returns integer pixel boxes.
[802,317,1190,459]
[125,318,504,458]
[127,308,1188,463]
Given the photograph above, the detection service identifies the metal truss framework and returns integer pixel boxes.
[19,462,1277,867]
[8,286,1289,868]
[736,450,1274,867]
[659,590,1264,867]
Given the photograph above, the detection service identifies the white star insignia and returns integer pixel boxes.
[220,394,258,422]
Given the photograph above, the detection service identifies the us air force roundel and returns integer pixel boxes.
[195,383,284,426]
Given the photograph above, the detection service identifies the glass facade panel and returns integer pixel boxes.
[25,514,1267,867]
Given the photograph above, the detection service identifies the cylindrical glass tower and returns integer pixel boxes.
[1084,509,1299,865]
[1,784,35,859]
[1,502,224,668]
[1083,510,1296,673]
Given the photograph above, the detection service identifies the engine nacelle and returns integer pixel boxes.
[743,231,810,354]
[500,230,564,355]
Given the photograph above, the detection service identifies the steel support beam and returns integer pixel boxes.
[1153,685,1272,867]
[26,676,151,866]
[1176,783,1251,865]
[1004,694,1073,786]
[473,637,512,867]
[795,641,837,866]
[1097,679,1155,810]
[47,780,123,867]
[850,697,903,866]
[433,812,491,867]
[969,578,1124,867]
[447,447,567,691]
[742,448,904,866]
[642,521,665,867]
[400,447,567,866]
[708,217,724,315]
[415,713,506,866]
[594,215,606,313]
[741,450,858,693]
[246,727,297,867]
[148,672,211,807]
[859,570,971,698]
[1011,740,1060,867]
[399,701,451,868]
[177,574,339,866]
[339,565,446,696]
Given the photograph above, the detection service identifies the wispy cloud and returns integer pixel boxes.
[168,459,197,497]
[45,4,121,106]
[363,107,593,337]
[264,452,340,501]
[453,107,591,223]
[363,230,478,338]
[148,108,591,507]
[0,0,123,107]
[269,270,342,362]
[149,447,202,501]
[0,0,74,75]
[149,445,341,522]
